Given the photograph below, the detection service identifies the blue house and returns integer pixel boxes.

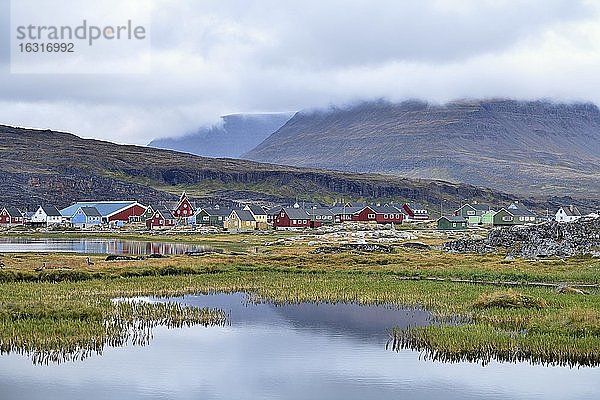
[71,207,103,229]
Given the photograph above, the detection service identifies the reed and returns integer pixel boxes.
[0,249,598,367]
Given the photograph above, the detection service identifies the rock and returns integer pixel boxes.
[554,285,588,295]
[311,243,395,254]
[399,242,431,250]
[443,216,600,258]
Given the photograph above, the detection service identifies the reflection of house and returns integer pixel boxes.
[60,201,146,227]
[196,207,232,227]
[224,209,257,231]
[273,208,314,229]
[31,205,63,227]
[454,203,495,226]
[146,209,177,230]
[555,205,581,223]
[0,207,24,227]
[493,203,537,226]
[402,203,429,221]
[71,207,102,229]
[437,216,468,230]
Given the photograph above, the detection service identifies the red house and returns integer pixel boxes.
[273,208,317,229]
[0,207,24,226]
[371,206,404,224]
[107,203,147,224]
[351,206,378,223]
[402,203,430,221]
[146,209,177,230]
[173,192,195,221]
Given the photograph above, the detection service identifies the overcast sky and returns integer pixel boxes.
[1,0,600,144]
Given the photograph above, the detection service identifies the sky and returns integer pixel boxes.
[1,0,600,145]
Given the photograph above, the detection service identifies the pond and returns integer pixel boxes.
[0,237,205,255]
[0,292,598,399]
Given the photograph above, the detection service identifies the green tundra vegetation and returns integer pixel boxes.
[0,236,598,367]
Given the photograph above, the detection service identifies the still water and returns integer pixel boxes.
[0,237,202,255]
[0,293,598,400]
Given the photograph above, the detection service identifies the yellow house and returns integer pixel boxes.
[224,209,257,231]
[243,204,270,230]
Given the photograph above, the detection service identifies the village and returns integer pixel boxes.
[0,192,595,232]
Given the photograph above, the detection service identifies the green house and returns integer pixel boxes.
[437,216,468,230]
[493,204,537,226]
[196,207,232,227]
[455,203,495,226]
[140,205,156,222]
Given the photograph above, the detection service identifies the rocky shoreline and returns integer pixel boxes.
[443,216,600,258]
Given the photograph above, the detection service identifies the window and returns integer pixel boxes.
[452,223,456,227]
[502,216,513,222]
[303,220,307,224]
[281,212,285,217]
[203,216,209,221]
[519,217,524,221]
[467,211,475,216]
[384,214,388,219]
[368,214,375,219]
[316,216,321,220]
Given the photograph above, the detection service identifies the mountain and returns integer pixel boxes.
[0,124,596,213]
[243,99,600,198]
[148,113,293,158]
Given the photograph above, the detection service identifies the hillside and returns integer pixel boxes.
[0,124,596,213]
[243,99,600,197]
[148,113,293,158]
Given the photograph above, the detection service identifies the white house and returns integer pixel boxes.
[555,205,582,223]
[31,205,63,226]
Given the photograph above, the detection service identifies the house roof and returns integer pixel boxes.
[79,207,101,217]
[233,209,256,222]
[202,207,232,217]
[507,202,536,216]
[266,206,284,215]
[307,208,334,217]
[3,207,22,218]
[41,205,62,217]
[158,209,175,220]
[407,203,427,211]
[329,206,364,215]
[245,205,267,215]
[283,208,310,220]
[439,215,467,223]
[60,201,141,218]
[371,205,402,214]
[559,205,581,216]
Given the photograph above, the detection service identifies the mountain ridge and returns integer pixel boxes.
[0,124,597,214]
[148,112,293,158]
[243,99,600,197]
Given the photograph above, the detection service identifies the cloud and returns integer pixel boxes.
[0,0,599,144]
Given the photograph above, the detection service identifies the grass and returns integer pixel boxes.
[0,238,598,367]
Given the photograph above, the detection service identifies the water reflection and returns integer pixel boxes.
[0,237,205,255]
[0,293,598,400]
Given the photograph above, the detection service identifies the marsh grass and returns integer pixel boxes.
[0,249,598,367]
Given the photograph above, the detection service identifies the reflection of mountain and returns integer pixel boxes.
[177,293,432,341]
